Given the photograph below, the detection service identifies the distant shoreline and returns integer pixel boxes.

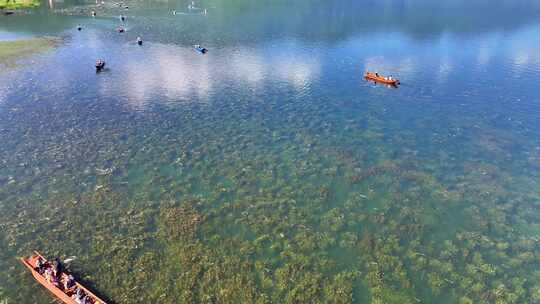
[0,0,39,10]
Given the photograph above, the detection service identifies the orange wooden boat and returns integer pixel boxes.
[364,71,400,86]
[20,251,107,304]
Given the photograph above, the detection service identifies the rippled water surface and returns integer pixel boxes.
[1,1,540,303]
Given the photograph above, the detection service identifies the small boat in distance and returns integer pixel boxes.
[195,45,208,54]
[364,71,400,86]
[95,59,106,71]
[20,251,108,304]
[117,27,125,33]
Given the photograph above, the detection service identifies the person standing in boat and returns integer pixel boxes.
[52,257,64,279]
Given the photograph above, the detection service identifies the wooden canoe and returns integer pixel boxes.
[364,72,400,86]
[20,251,107,304]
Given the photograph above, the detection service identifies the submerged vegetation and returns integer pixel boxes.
[0,90,539,303]
[0,38,58,70]
[0,1,539,303]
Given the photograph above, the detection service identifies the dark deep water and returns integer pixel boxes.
[1,0,540,303]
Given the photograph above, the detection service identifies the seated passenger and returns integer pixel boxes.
[50,274,60,287]
[64,274,76,290]
[44,268,54,282]
[72,288,85,304]
[35,257,45,274]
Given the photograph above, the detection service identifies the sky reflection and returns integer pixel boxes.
[110,41,323,109]
[1,2,539,113]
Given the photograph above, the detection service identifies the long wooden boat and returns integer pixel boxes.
[20,251,107,304]
[364,71,400,86]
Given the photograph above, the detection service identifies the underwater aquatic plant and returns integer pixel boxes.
[2,65,540,304]
[159,203,202,241]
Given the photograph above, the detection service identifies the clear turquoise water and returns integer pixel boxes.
[1,1,540,303]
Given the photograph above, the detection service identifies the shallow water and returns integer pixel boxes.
[1,0,540,303]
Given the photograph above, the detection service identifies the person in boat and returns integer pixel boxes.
[172,9,177,15]
[64,274,76,290]
[35,257,45,274]
[44,267,53,281]
[72,288,85,304]
[51,274,60,287]
[91,10,96,17]
[74,294,83,304]
[375,73,379,77]
[96,59,106,70]
[120,14,125,22]
[195,45,207,53]
[137,37,143,45]
[44,267,59,286]
[53,257,63,278]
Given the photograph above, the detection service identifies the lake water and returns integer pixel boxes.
[1,0,540,303]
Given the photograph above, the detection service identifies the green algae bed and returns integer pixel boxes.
[0,37,57,69]
[1,97,540,304]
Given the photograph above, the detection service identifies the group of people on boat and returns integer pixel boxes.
[35,257,63,283]
[366,72,400,86]
[34,257,95,304]
[373,72,394,81]
[71,287,95,304]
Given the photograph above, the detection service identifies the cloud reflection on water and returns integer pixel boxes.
[118,42,322,109]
